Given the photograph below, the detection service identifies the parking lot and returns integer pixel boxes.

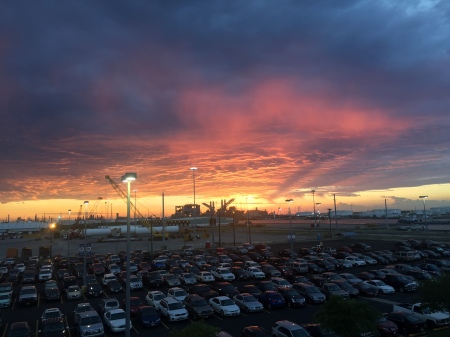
[1,236,448,337]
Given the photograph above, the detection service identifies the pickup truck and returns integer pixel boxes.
[392,303,450,328]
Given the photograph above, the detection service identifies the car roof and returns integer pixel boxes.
[79,311,99,318]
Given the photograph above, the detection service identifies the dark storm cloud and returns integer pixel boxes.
[0,0,450,206]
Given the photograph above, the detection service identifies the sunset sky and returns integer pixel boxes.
[1,1,450,221]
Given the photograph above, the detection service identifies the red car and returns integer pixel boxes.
[122,297,144,316]
[377,316,399,336]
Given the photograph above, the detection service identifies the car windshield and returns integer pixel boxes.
[0,294,9,300]
[306,287,320,294]
[141,307,157,315]
[43,322,64,332]
[328,285,340,291]
[9,327,29,337]
[194,299,208,306]
[76,305,92,313]
[168,302,184,310]
[221,299,234,306]
[153,293,165,300]
[290,328,311,337]
[20,288,36,295]
[106,300,119,307]
[111,312,125,320]
[80,316,101,325]
[244,296,257,302]
[175,290,187,296]
[44,312,60,318]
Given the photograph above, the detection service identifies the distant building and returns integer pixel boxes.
[360,209,401,218]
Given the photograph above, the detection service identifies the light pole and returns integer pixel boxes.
[328,208,332,237]
[67,209,71,258]
[133,189,137,223]
[419,196,428,245]
[316,203,321,226]
[232,211,236,246]
[246,197,251,244]
[286,199,294,257]
[190,167,198,242]
[122,172,137,337]
[312,190,316,228]
[49,223,55,258]
[83,200,89,286]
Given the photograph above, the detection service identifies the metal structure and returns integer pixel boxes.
[105,175,165,243]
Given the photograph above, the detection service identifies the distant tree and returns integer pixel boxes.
[315,296,381,337]
[420,273,450,310]
[169,321,220,337]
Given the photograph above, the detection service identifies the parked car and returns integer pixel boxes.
[136,306,161,328]
[183,294,214,320]
[277,287,306,308]
[258,290,285,310]
[209,296,240,317]
[159,297,189,321]
[103,309,131,333]
[292,283,326,304]
[272,320,311,337]
[145,290,165,310]
[384,312,426,335]
[233,293,264,313]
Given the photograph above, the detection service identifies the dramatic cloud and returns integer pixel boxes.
[1,0,450,217]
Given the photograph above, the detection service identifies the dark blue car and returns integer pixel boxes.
[136,306,161,328]
[258,291,285,309]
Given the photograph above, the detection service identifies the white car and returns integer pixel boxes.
[179,273,197,285]
[167,287,188,302]
[209,296,240,317]
[360,255,378,265]
[102,273,117,286]
[104,309,132,332]
[129,275,143,290]
[344,256,367,267]
[233,293,264,313]
[145,290,165,310]
[159,297,188,321]
[364,280,395,294]
[339,273,363,285]
[14,263,26,273]
[245,267,265,279]
[336,259,353,269]
[212,268,236,282]
[66,285,82,300]
[272,320,309,337]
[195,271,215,283]
[39,269,53,281]
[108,264,121,275]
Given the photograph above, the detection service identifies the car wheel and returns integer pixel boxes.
[268,304,272,310]
[221,310,225,316]
[287,301,292,308]
[400,287,404,293]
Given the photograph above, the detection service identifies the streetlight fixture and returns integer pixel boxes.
[67,209,71,258]
[311,190,316,228]
[316,203,321,226]
[285,199,294,257]
[419,196,428,245]
[83,200,89,286]
[190,167,198,242]
[122,172,137,337]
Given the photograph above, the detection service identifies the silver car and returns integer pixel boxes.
[233,293,264,313]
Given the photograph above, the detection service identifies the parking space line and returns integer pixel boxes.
[213,314,223,320]
[65,317,71,337]
[35,320,39,337]
[132,326,140,334]
[161,321,170,330]
[2,323,9,337]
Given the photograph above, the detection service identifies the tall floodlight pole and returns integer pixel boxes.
[385,199,388,230]
[328,208,332,236]
[232,211,236,246]
[333,193,338,230]
[67,209,71,258]
[312,190,316,228]
[190,167,198,242]
[247,197,251,244]
[122,172,137,337]
[419,196,428,246]
[286,199,294,257]
[83,201,89,286]
[316,203,321,226]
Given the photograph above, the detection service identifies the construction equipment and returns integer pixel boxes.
[105,175,168,239]
[73,204,84,228]
[219,198,235,212]
[88,197,103,220]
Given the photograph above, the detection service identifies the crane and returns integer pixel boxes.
[105,175,166,238]
[73,204,84,227]
[88,197,103,220]
[219,198,235,212]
